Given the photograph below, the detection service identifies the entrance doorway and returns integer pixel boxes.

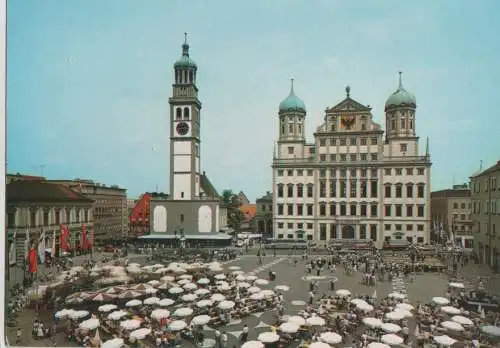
[342,225,355,239]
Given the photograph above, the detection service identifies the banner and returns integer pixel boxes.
[38,229,46,264]
[51,229,56,259]
[27,248,37,273]
[81,224,87,250]
[9,230,16,266]
[24,228,30,259]
[60,224,71,252]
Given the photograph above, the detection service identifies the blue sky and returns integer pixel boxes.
[7,0,500,201]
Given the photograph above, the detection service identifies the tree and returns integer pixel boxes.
[221,189,245,230]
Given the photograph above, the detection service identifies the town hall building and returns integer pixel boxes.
[271,74,432,248]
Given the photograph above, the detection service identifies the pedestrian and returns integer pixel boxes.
[16,328,22,345]
[240,324,249,342]
[221,331,228,347]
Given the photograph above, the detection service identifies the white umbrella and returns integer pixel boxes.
[432,296,450,305]
[250,292,264,300]
[102,338,124,348]
[181,293,198,302]
[255,279,269,285]
[275,285,290,292]
[218,284,232,292]
[194,288,210,296]
[363,317,383,328]
[169,287,184,294]
[481,325,500,336]
[238,282,252,289]
[129,328,151,340]
[210,293,226,302]
[381,323,401,333]
[248,286,261,293]
[70,310,90,320]
[367,343,390,348]
[441,321,464,331]
[309,343,331,348]
[98,304,118,313]
[261,289,275,297]
[228,266,241,270]
[246,275,258,281]
[55,309,75,318]
[395,309,413,318]
[387,292,406,300]
[350,298,368,306]
[214,274,226,280]
[177,279,191,285]
[126,299,142,307]
[241,341,264,348]
[159,298,175,307]
[147,280,161,287]
[451,315,474,326]
[257,332,280,343]
[79,318,100,330]
[173,307,193,317]
[449,282,465,289]
[236,275,247,281]
[145,287,158,294]
[395,303,414,311]
[161,275,175,282]
[441,306,461,315]
[279,322,300,333]
[191,315,211,326]
[381,334,404,345]
[232,270,245,275]
[151,309,170,320]
[287,315,306,326]
[178,274,192,280]
[218,300,236,310]
[320,332,342,344]
[108,310,128,320]
[196,299,213,308]
[306,316,326,326]
[335,289,351,297]
[433,335,457,346]
[168,320,187,331]
[143,297,160,305]
[197,278,210,285]
[120,319,141,331]
[357,303,374,312]
[385,311,405,321]
[183,282,197,291]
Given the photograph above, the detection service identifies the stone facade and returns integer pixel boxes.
[431,184,473,249]
[46,179,128,243]
[253,191,273,238]
[272,80,432,248]
[470,161,500,269]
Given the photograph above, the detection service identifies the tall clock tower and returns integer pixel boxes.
[169,33,202,200]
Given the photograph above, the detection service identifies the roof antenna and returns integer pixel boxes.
[184,32,188,44]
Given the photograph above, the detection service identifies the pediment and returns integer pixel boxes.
[327,97,371,113]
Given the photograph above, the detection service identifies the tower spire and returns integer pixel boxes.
[290,77,295,95]
[425,136,429,157]
[182,32,189,57]
[398,71,403,89]
[346,85,351,98]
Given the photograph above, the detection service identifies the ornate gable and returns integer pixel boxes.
[327,97,371,113]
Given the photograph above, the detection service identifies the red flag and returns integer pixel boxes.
[60,224,71,252]
[27,248,37,273]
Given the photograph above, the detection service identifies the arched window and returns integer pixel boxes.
[184,107,190,120]
[176,108,182,120]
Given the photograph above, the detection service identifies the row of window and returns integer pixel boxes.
[174,69,195,84]
[276,202,426,218]
[175,107,191,120]
[472,199,500,215]
[452,202,471,209]
[276,182,425,200]
[318,153,379,162]
[277,167,425,177]
[319,136,379,147]
[280,123,303,136]
[7,208,92,228]
[472,176,500,193]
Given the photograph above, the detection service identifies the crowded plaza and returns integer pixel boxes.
[6,243,500,348]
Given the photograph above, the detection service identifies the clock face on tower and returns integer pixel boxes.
[176,122,190,136]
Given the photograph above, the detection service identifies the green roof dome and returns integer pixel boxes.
[385,72,416,108]
[279,79,306,113]
[174,34,197,70]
